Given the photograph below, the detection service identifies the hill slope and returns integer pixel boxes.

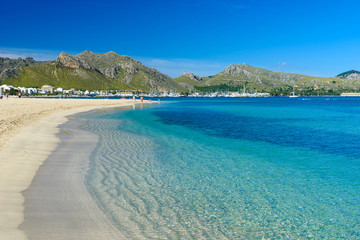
[176,64,360,95]
[175,64,308,93]
[5,51,183,92]
[0,57,43,83]
[337,70,360,80]
[174,71,204,91]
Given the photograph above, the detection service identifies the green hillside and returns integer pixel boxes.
[173,75,204,92]
[5,61,128,90]
[175,64,306,94]
[4,51,184,92]
[176,64,360,95]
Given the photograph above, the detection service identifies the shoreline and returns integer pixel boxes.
[0,98,145,239]
[20,113,126,239]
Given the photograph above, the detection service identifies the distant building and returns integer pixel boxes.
[1,84,14,92]
[17,87,37,95]
[341,93,360,96]
[90,91,100,95]
[56,87,63,93]
[41,85,54,93]
[63,88,75,95]
[17,87,27,94]
[27,88,37,94]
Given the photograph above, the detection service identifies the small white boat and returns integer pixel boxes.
[289,91,299,98]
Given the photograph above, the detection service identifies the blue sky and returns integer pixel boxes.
[1,0,360,77]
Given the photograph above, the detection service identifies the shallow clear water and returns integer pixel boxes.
[80,98,360,239]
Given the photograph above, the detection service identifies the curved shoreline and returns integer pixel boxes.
[0,98,144,239]
[20,112,127,239]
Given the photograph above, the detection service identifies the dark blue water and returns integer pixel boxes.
[82,97,360,239]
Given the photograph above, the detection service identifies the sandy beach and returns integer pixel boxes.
[0,97,142,240]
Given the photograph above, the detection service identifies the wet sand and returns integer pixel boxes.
[20,116,126,239]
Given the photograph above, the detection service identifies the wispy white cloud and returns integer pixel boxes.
[277,61,288,70]
[137,57,229,78]
[0,47,62,61]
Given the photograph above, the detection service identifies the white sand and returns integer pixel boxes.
[0,97,143,240]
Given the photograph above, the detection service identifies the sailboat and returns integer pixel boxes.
[289,85,299,98]
[289,90,299,98]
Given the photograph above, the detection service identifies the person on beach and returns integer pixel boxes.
[133,95,135,102]
[18,92,22,98]
[141,96,143,102]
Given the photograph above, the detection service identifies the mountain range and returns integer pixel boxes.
[1,50,360,95]
[0,57,43,82]
[2,51,181,92]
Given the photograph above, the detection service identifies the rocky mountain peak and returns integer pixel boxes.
[55,51,159,81]
[106,51,118,55]
[182,71,203,81]
[56,52,85,69]
[337,70,360,80]
[223,64,253,77]
[81,50,92,54]
[0,56,42,82]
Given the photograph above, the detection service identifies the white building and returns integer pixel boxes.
[17,87,38,95]
[17,87,27,93]
[0,84,14,92]
[26,87,37,94]
[41,85,54,94]
[56,87,63,93]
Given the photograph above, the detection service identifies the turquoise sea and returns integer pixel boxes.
[80,97,360,239]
